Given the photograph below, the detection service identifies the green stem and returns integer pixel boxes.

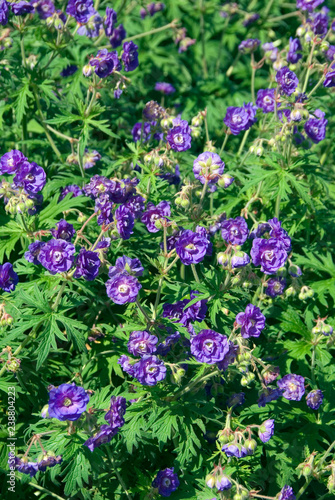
[0,324,41,377]
[170,369,219,400]
[302,41,316,93]
[215,17,230,75]
[199,0,208,78]
[29,482,66,500]
[226,52,240,77]
[237,129,250,157]
[136,298,151,323]
[106,448,132,500]
[263,0,274,18]
[219,133,229,156]
[122,20,178,43]
[251,54,256,103]
[191,264,201,283]
[307,74,325,99]
[275,190,281,219]
[163,254,179,274]
[311,343,317,385]
[52,281,67,312]
[267,11,301,23]
[77,141,85,178]
[32,88,62,160]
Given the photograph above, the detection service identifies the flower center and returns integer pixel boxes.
[163,478,171,486]
[185,243,195,250]
[63,397,72,407]
[288,383,297,392]
[263,250,273,261]
[53,251,63,262]
[118,284,129,294]
[174,134,184,145]
[232,114,242,124]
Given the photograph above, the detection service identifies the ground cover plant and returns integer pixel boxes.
[0,0,335,498]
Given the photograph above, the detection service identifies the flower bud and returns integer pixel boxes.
[41,404,50,418]
[171,368,185,385]
[7,358,21,373]
[217,252,228,266]
[218,174,234,188]
[327,474,335,492]
[77,213,87,223]
[305,31,313,43]
[191,116,203,127]
[191,127,201,138]
[289,64,297,72]
[154,219,163,230]
[244,438,257,455]
[17,202,27,214]
[288,264,302,277]
[296,26,306,37]
[206,474,215,489]
[180,198,190,208]
[285,286,296,297]
[320,41,330,51]
[255,146,263,157]
[290,109,302,122]
[83,64,93,77]
[175,196,182,206]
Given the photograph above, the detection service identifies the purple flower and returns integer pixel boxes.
[287,37,302,64]
[109,255,143,278]
[190,329,229,364]
[0,149,26,174]
[222,443,247,458]
[224,103,256,135]
[306,389,323,410]
[13,161,46,195]
[238,38,260,53]
[124,195,145,219]
[155,82,175,94]
[277,374,305,401]
[296,0,323,11]
[141,201,171,232]
[167,121,192,151]
[278,485,296,500]
[105,273,141,304]
[74,248,100,281]
[231,250,250,268]
[311,11,328,37]
[24,240,45,265]
[0,0,9,25]
[38,239,75,274]
[38,453,63,471]
[156,331,181,355]
[258,419,275,443]
[118,354,136,376]
[243,13,260,26]
[48,383,89,421]
[84,425,117,451]
[105,396,127,429]
[59,184,83,201]
[265,277,286,297]
[256,89,277,113]
[324,70,335,88]
[217,341,238,371]
[221,216,248,245]
[66,0,95,23]
[14,457,39,477]
[216,475,232,491]
[258,388,283,407]
[235,304,266,338]
[262,42,278,61]
[132,122,151,142]
[128,330,158,356]
[90,49,121,78]
[304,109,328,143]
[251,237,288,274]
[267,217,291,251]
[115,205,135,240]
[193,152,224,186]
[326,45,335,61]
[152,468,179,497]
[60,64,78,77]
[104,7,117,36]
[122,41,138,72]
[51,219,75,242]
[175,229,209,265]
[109,23,126,48]
[162,292,207,326]
[36,0,55,19]
[11,1,34,15]
[0,263,18,293]
[227,392,245,408]
[276,67,299,96]
[133,354,166,386]
[83,149,101,169]
[95,193,113,226]
[78,14,104,38]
